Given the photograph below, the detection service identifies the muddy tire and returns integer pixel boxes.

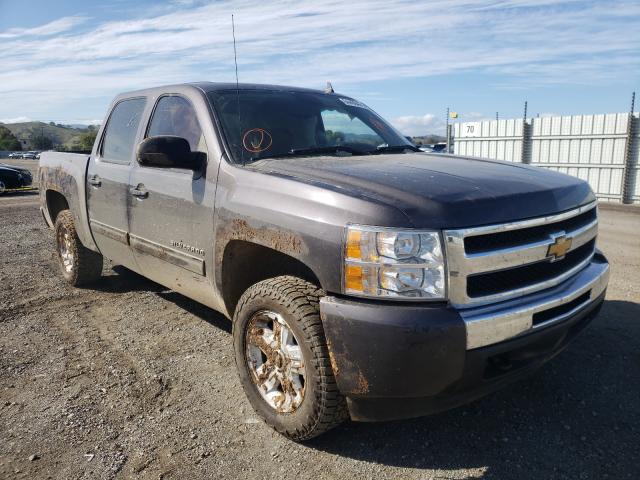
[233,276,348,441]
[54,210,103,286]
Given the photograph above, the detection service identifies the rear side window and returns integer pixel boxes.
[147,96,205,153]
[101,98,146,164]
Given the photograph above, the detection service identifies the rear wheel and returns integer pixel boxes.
[233,276,348,441]
[54,210,103,286]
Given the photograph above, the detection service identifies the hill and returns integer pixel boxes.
[0,121,99,151]
[411,134,447,145]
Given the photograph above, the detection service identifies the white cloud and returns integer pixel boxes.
[0,0,638,121]
[392,114,446,136]
[73,119,102,125]
[0,116,32,124]
[0,16,88,39]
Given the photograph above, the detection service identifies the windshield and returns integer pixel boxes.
[207,89,414,163]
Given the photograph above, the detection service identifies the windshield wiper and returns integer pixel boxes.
[368,144,422,154]
[288,146,367,156]
[249,145,368,162]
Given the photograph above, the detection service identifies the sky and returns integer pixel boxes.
[0,0,638,135]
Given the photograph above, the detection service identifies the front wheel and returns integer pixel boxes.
[54,210,103,286]
[233,276,348,441]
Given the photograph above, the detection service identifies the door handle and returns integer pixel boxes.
[130,186,148,199]
[88,175,101,187]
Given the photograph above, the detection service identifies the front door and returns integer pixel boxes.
[86,97,146,271]
[127,95,214,305]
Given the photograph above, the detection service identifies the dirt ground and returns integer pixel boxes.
[1,169,639,479]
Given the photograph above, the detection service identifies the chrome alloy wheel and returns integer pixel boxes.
[245,310,306,412]
[57,224,74,273]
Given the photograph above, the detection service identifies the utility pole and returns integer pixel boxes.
[445,107,450,153]
[622,91,637,204]
[446,107,449,133]
[521,100,531,165]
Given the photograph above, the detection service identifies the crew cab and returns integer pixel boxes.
[39,83,609,440]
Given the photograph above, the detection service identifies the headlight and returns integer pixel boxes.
[344,225,446,300]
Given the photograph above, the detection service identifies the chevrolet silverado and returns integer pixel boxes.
[39,83,609,440]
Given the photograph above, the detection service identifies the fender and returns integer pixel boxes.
[39,155,98,252]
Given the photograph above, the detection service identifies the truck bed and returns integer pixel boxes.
[39,151,97,251]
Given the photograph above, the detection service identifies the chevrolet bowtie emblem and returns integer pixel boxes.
[547,234,572,261]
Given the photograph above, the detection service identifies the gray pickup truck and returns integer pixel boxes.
[39,82,609,440]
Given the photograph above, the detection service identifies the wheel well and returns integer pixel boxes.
[46,190,69,223]
[222,240,321,317]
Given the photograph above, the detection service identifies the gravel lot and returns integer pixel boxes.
[1,169,639,479]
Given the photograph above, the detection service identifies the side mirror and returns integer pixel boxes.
[136,136,204,170]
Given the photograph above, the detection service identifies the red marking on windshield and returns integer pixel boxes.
[242,128,273,153]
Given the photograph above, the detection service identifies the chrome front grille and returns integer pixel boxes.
[444,201,598,307]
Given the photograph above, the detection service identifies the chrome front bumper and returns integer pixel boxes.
[461,254,609,349]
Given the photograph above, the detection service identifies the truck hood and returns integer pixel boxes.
[249,153,595,229]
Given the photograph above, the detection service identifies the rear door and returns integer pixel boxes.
[86,97,146,271]
[127,94,214,304]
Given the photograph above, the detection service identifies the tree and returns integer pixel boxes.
[31,134,53,150]
[77,130,98,151]
[0,125,22,151]
[324,129,345,144]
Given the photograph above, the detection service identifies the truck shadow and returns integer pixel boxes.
[92,264,231,333]
[92,265,167,294]
[306,299,640,479]
[158,290,231,334]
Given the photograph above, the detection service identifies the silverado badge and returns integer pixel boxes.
[171,240,205,256]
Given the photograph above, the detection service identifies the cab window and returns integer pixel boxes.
[100,98,146,164]
[147,96,206,154]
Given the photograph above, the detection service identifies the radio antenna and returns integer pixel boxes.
[232,14,244,164]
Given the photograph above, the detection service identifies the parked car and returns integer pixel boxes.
[39,82,609,441]
[0,164,33,193]
[418,145,435,153]
[8,152,22,158]
[427,143,448,153]
[21,152,37,159]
